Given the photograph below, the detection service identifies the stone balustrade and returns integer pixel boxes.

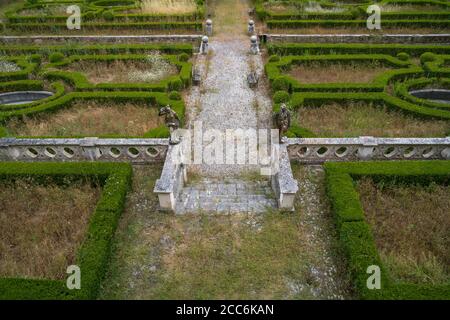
[287,137,450,163]
[0,138,168,163]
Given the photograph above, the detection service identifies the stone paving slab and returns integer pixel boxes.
[175,178,277,214]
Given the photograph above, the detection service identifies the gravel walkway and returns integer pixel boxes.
[186,37,273,177]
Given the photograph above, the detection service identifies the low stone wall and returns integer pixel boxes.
[287,137,450,164]
[0,138,168,163]
[0,35,202,45]
[153,143,187,211]
[271,143,298,210]
[263,34,450,44]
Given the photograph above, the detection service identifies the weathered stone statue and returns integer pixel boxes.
[159,105,181,144]
[274,103,291,143]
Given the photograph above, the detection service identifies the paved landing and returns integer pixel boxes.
[175,178,277,214]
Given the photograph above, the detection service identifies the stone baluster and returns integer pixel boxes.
[250,35,259,54]
[205,19,213,36]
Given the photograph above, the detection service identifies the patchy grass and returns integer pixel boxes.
[62,55,178,84]
[209,0,249,36]
[6,101,163,137]
[137,0,198,14]
[100,164,351,299]
[287,63,394,84]
[297,102,450,137]
[0,179,101,280]
[357,178,450,285]
[17,5,69,16]
[379,4,443,12]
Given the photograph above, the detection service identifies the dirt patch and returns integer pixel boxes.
[6,101,163,137]
[100,165,352,299]
[357,178,450,284]
[287,63,393,84]
[63,57,178,84]
[0,179,101,280]
[297,102,450,137]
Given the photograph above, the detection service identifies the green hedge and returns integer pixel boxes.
[267,43,450,57]
[0,162,132,300]
[0,43,194,56]
[324,160,450,300]
[265,54,419,93]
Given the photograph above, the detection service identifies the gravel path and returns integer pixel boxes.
[185,37,273,177]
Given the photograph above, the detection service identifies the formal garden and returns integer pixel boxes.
[0,0,448,301]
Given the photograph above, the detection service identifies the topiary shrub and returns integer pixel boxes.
[102,10,115,21]
[26,0,39,4]
[29,54,42,65]
[269,55,280,62]
[273,90,290,103]
[49,52,65,63]
[420,52,436,64]
[168,77,183,91]
[396,52,410,61]
[272,76,290,92]
[168,91,181,100]
[178,53,189,62]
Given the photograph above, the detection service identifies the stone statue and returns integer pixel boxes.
[274,103,291,143]
[159,105,180,144]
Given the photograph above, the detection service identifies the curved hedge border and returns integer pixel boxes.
[267,43,450,57]
[0,56,37,82]
[0,43,194,56]
[256,0,450,29]
[324,160,450,300]
[265,54,418,92]
[42,53,191,92]
[3,0,205,31]
[0,161,132,300]
[394,77,450,110]
[0,81,66,111]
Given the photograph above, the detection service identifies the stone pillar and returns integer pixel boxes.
[205,19,213,36]
[200,35,209,55]
[250,35,259,54]
[357,136,377,160]
[81,137,101,161]
[248,20,255,34]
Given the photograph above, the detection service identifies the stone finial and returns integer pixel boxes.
[248,20,255,34]
[250,35,259,54]
[205,19,213,36]
[200,35,209,55]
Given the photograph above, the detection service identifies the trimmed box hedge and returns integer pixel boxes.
[0,161,132,300]
[323,160,450,300]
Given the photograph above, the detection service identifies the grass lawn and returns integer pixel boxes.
[99,164,352,299]
[6,101,163,137]
[296,102,450,138]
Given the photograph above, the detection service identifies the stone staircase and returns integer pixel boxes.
[175,178,277,214]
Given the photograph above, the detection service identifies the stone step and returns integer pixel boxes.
[175,178,277,214]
